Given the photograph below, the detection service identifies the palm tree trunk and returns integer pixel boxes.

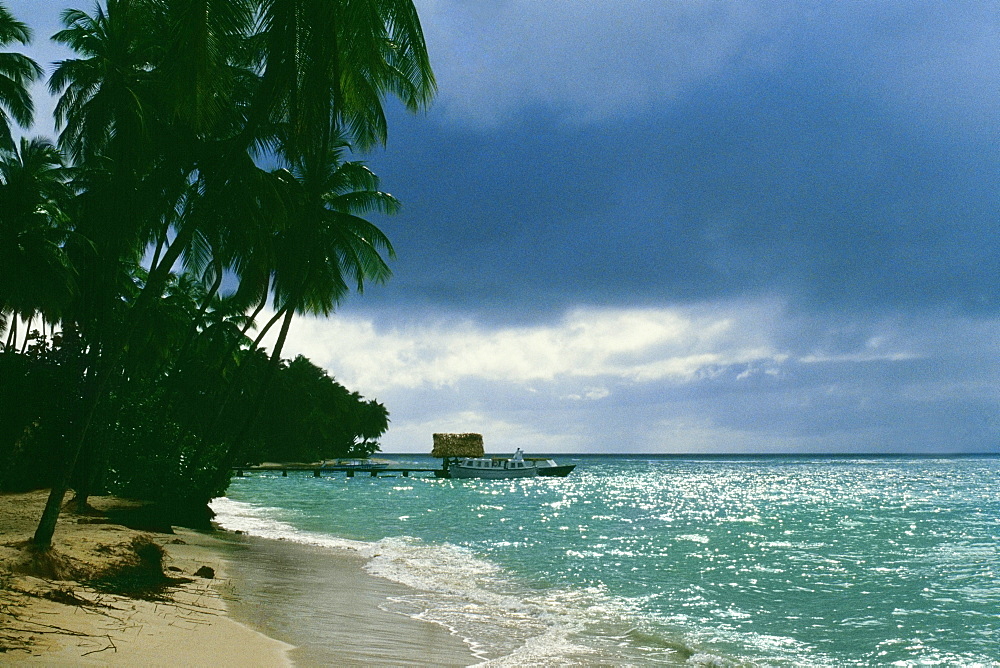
[35,219,191,547]
[251,308,285,350]
[212,289,268,374]
[5,317,17,350]
[71,391,120,512]
[240,291,269,340]
[200,266,225,315]
[168,265,225,376]
[214,306,295,483]
[19,315,33,353]
[36,220,201,547]
[32,349,104,548]
[33,259,132,548]
[208,282,270,364]
[139,219,199,319]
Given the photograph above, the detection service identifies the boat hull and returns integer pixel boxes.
[448,465,538,479]
[536,464,576,477]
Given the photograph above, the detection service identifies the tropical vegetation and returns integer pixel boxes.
[0,0,434,547]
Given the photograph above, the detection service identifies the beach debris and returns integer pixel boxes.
[89,536,178,599]
[431,433,485,458]
[12,543,80,581]
[75,517,111,525]
[193,566,215,579]
[42,587,89,607]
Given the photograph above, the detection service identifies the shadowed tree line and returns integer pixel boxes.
[0,0,433,544]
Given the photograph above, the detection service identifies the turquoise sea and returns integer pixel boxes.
[213,455,1000,666]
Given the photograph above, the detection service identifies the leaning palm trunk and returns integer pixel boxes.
[165,267,224,378]
[238,293,268,342]
[204,302,287,439]
[250,307,285,350]
[4,317,16,349]
[33,212,199,547]
[210,304,296,491]
[32,346,105,547]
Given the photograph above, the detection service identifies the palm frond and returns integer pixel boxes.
[0,5,31,45]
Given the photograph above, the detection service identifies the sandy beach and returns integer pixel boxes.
[0,490,476,666]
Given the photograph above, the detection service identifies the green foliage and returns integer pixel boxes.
[101,387,230,504]
[249,355,389,464]
[0,338,83,491]
[0,335,390,501]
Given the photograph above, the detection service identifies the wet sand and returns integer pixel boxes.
[217,534,477,666]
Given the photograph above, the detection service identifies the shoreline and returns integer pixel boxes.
[216,532,478,666]
[0,491,476,666]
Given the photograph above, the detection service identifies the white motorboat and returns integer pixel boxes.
[440,449,538,479]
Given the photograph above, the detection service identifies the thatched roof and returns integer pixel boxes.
[432,433,484,458]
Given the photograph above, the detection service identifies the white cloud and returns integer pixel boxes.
[263,301,787,396]
[252,302,1000,453]
[562,387,610,402]
[799,351,919,364]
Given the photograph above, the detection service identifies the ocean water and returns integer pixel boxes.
[212,455,1000,666]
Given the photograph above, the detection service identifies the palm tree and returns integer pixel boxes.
[0,137,74,348]
[209,145,396,472]
[32,1,173,545]
[0,3,41,151]
[268,145,397,362]
[154,0,256,136]
[253,0,436,155]
[31,0,436,549]
[50,0,168,355]
[50,1,160,165]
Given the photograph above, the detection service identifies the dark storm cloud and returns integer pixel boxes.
[359,74,1000,321]
[333,0,1000,324]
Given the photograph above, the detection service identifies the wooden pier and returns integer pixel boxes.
[233,464,441,478]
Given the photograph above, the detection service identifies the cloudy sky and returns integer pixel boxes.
[10,1,1000,454]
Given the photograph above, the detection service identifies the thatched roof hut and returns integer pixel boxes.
[432,433,484,458]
